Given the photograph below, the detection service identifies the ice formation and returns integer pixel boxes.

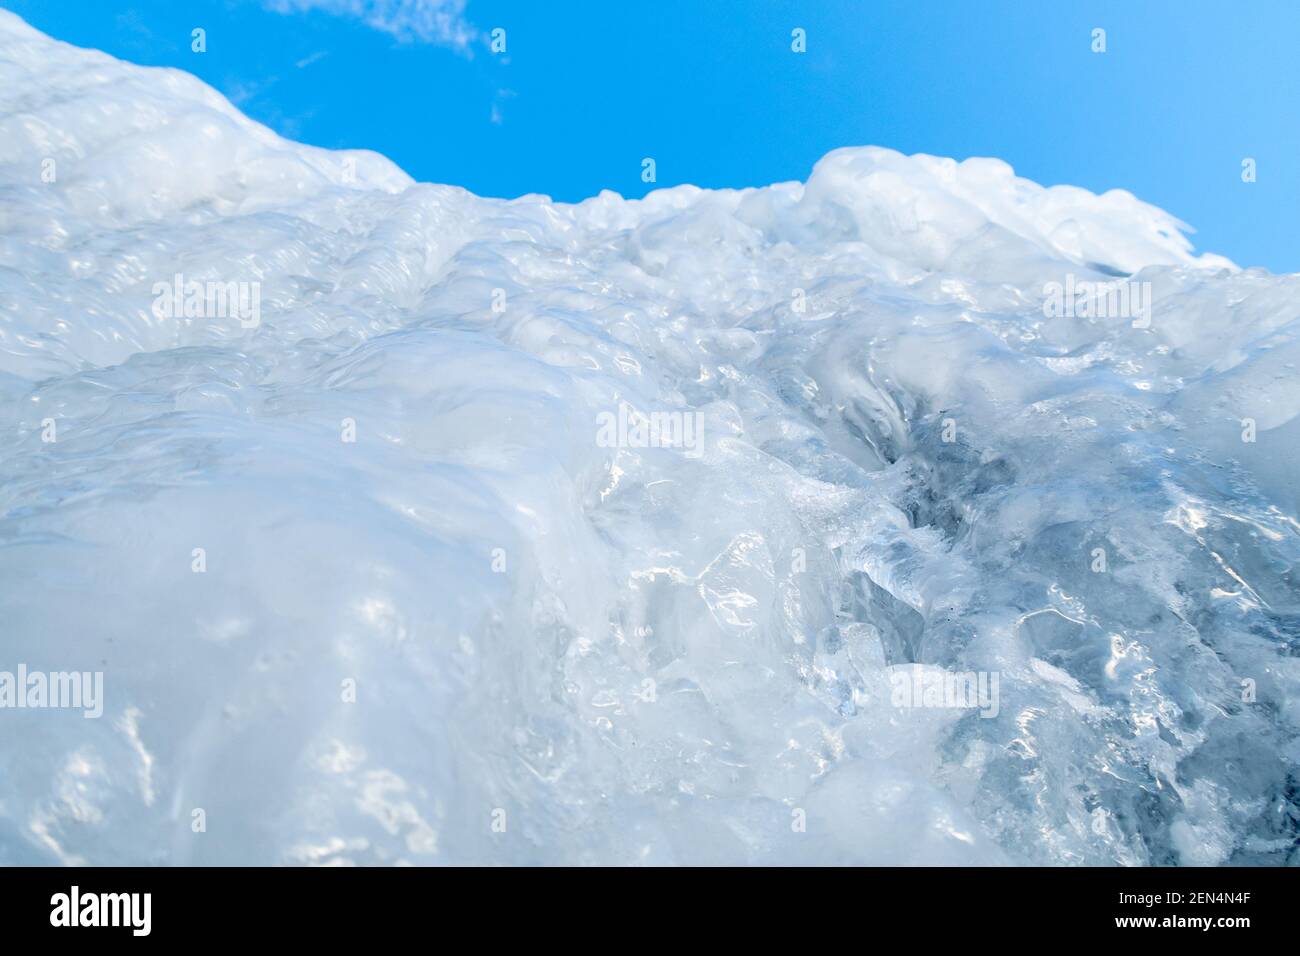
[1,10,1297,866]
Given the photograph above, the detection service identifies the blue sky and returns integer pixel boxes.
[5,0,1296,272]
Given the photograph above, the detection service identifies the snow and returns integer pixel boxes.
[0,9,1296,865]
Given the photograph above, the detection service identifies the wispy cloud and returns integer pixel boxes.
[294,50,330,69]
[490,87,515,126]
[264,0,476,49]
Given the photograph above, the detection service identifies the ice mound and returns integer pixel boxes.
[1,10,1297,866]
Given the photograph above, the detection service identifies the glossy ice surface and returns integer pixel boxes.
[1,11,1296,865]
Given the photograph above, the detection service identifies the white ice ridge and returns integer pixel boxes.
[1,9,1297,866]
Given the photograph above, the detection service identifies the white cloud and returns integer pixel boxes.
[265,0,476,49]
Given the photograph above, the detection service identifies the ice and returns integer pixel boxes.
[0,10,1296,865]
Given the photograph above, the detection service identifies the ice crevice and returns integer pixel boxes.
[0,10,1298,865]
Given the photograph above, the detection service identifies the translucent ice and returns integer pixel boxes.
[0,11,1296,865]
